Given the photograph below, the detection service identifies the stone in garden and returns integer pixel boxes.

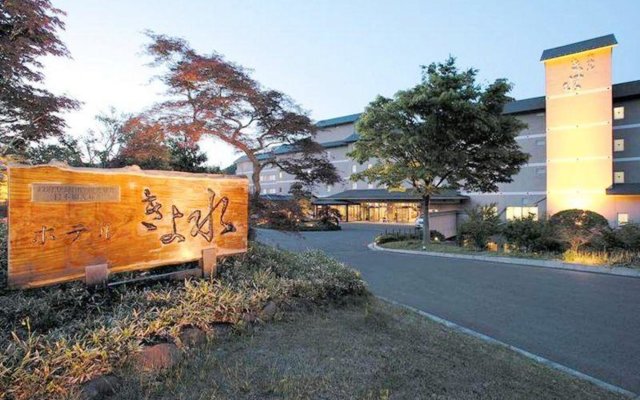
[79,374,121,400]
[242,311,258,323]
[179,327,208,348]
[133,343,181,372]
[212,322,234,338]
[260,301,277,321]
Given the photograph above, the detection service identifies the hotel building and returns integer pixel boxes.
[234,34,640,236]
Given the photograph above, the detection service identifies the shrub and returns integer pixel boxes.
[503,216,565,253]
[549,209,609,251]
[374,230,443,245]
[460,204,501,250]
[605,223,640,251]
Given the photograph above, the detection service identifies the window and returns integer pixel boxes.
[368,183,373,189]
[614,171,625,184]
[262,188,266,194]
[352,182,358,189]
[278,187,282,193]
[327,185,332,193]
[268,188,276,194]
[352,165,357,173]
[279,171,283,179]
[535,139,545,146]
[614,106,625,120]
[614,139,625,152]
[506,206,539,221]
[618,213,629,226]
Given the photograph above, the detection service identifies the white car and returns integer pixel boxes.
[415,216,424,229]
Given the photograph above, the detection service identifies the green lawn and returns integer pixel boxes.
[115,299,623,400]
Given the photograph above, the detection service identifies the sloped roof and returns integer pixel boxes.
[540,34,617,61]
[316,113,361,128]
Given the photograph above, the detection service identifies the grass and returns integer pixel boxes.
[0,237,367,400]
[114,299,625,400]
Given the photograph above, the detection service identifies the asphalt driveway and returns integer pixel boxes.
[257,223,640,394]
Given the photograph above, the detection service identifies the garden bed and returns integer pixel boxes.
[377,239,640,270]
[0,231,367,399]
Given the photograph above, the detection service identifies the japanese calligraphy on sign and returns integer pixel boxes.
[7,164,248,289]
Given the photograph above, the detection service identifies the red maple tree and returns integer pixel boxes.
[142,32,339,195]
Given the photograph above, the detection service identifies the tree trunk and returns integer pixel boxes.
[422,195,431,249]
[251,162,263,197]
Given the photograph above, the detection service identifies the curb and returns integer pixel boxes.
[377,296,640,399]
[369,243,640,279]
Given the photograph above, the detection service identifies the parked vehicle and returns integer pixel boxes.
[415,216,424,229]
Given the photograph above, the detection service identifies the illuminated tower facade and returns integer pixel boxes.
[542,35,616,218]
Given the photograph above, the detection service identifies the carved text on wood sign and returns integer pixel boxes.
[7,165,249,289]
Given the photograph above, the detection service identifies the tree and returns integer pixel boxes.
[113,116,171,170]
[82,107,129,168]
[0,0,78,156]
[142,32,340,196]
[350,57,528,247]
[167,136,208,173]
[549,209,609,251]
[25,134,83,166]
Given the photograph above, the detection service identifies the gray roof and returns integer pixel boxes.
[606,183,640,195]
[540,34,617,61]
[317,188,468,203]
[503,96,546,115]
[504,80,640,115]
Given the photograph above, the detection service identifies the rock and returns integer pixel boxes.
[79,374,121,400]
[179,327,207,348]
[133,343,181,372]
[242,311,258,323]
[212,322,233,338]
[259,301,277,321]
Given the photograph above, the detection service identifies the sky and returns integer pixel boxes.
[42,0,640,168]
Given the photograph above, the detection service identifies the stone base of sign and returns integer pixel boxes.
[201,247,217,278]
[85,264,108,287]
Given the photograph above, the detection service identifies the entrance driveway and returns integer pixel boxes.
[257,223,640,394]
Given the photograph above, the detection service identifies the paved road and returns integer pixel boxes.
[258,223,640,394]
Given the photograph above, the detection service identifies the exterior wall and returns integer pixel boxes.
[315,123,354,142]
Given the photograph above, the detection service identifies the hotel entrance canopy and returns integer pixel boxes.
[311,189,469,205]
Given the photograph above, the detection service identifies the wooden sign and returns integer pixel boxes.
[7,164,249,289]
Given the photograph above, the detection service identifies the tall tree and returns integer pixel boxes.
[350,57,528,247]
[142,32,339,195]
[82,107,128,168]
[0,0,78,155]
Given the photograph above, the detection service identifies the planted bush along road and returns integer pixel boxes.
[257,223,640,394]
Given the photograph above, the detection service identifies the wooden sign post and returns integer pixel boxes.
[7,163,249,289]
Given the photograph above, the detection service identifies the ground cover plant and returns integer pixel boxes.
[0,225,367,399]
